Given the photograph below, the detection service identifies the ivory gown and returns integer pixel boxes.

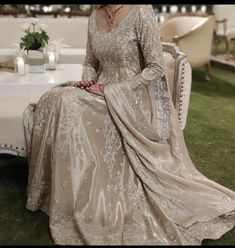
[23,5,235,245]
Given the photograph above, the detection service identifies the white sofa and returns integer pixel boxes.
[0,17,88,65]
[0,42,192,157]
[158,15,215,80]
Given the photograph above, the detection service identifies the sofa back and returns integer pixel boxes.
[0,17,89,49]
[158,16,209,43]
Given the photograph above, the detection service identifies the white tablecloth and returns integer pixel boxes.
[0,64,83,156]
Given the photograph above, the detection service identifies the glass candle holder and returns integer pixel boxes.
[13,50,26,76]
[45,44,56,70]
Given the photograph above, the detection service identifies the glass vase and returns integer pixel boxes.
[13,49,26,76]
[45,43,57,70]
[27,48,45,73]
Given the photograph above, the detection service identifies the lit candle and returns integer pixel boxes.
[162,6,167,13]
[181,6,186,13]
[17,57,25,75]
[48,52,55,69]
[191,5,197,13]
[201,5,207,12]
[170,5,178,13]
[160,15,165,23]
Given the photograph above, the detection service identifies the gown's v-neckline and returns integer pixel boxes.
[94,5,138,35]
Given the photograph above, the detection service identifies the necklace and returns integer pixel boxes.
[104,5,123,28]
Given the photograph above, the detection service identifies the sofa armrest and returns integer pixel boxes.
[162,42,192,130]
[173,16,215,67]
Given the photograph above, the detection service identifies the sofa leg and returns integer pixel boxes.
[205,63,211,81]
[226,38,230,61]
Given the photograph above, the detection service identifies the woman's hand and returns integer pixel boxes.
[74,80,104,96]
[88,83,105,96]
[73,80,95,90]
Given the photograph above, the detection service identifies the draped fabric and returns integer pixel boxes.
[23,5,235,245]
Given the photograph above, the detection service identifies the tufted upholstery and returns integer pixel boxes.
[0,44,191,157]
[162,42,192,130]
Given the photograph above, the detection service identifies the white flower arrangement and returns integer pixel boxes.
[21,23,30,32]
[30,17,38,25]
[39,23,48,31]
[20,18,49,51]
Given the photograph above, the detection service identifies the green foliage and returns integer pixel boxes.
[19,22,49,51]
[184,65,235,244]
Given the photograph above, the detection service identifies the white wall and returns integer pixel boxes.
[0,17,88,49]
[213,5,235,30]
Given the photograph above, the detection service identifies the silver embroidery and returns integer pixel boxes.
[22,4,235,246]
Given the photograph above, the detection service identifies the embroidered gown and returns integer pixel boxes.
[23,5,235,245]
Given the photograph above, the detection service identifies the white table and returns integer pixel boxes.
[0,64,83,156]
[0,48,86,65]
[0,63,83,93]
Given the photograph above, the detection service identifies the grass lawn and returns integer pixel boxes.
[0,64,235,245]
[184,65,235,245]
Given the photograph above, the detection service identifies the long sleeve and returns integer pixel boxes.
[82,16,99,82]
[104,5,171,142]
[116,5,166,91]
[135,5,166,86]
